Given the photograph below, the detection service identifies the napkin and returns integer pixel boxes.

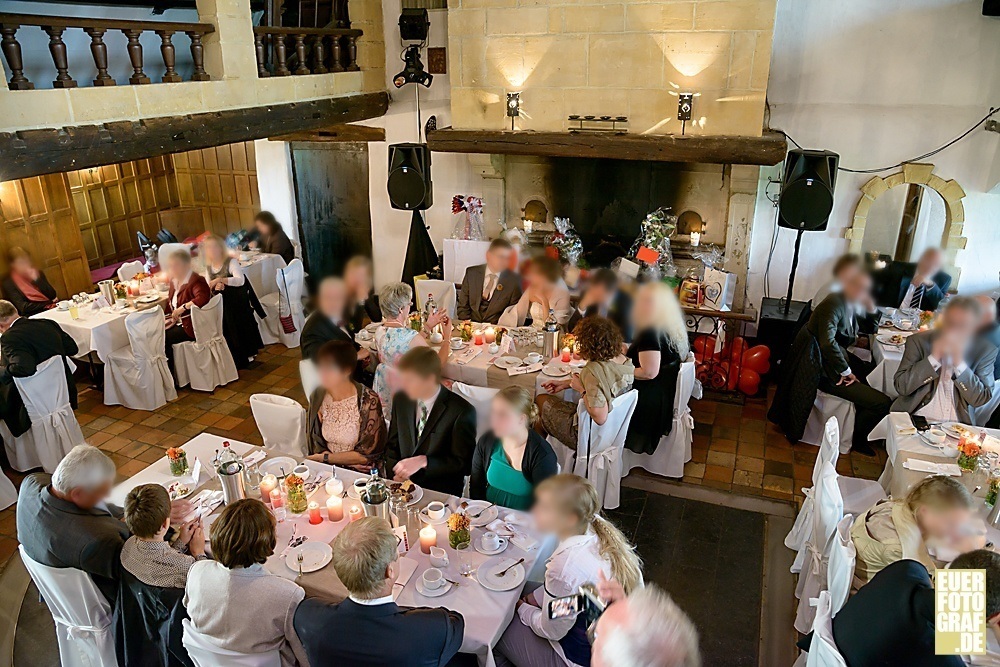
[902,459,962,476]
[392,556,418,601]
[508,362,543,377]
[456,348,482,365]
[510,534,539,551]
[242,450,267,467]
[181,491,223,523]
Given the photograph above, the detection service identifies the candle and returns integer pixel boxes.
[325,477,344,498]
[473,329,485,346]
[349,506,363,522]
[260,474,278,505]
[690,231,701,247]
[485,327,496,344]
[561,346,571,363]
[523,219,533,234]
[308,501,322,525]
[419,525,437,554]
[326,495,344,522]
[269,488,283,508]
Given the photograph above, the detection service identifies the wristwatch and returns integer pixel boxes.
[323,452,330,464]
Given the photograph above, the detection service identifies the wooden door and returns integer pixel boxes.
[290,142,372,278]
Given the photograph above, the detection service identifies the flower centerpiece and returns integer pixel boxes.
[958,437,982,473]
[114,283,128,301]
[919,310,935,329]
[457,321,474,342]
[409,312,424,332]
[166,447,188,476]
[285,473,308,513]
[447,508,471,550]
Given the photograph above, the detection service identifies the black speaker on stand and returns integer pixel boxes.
[985,0,1000,16]
[388,143,433,211]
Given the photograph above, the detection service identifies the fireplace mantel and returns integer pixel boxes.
[425,128,787,166]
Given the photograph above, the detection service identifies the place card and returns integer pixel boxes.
[616,258,641,279]
[499,336,514,355]
[508,362,543,376]
[902,459,962,476]
[393,525,409,554]
[190,457,204,485]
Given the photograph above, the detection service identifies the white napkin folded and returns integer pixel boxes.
[510,534,539,551]
[456,348,482,365]
[242,450,267,467]
[902,459,962,476]
[392,556,419,601]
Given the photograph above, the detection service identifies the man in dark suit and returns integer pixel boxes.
[0,299,79,437]
[875,247,952,311]
[456,239,522,324]
[385,347,476,496]
[301,277,355,361]
[294,518,465,667]
[565,268,633,342]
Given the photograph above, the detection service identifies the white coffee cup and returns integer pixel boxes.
[488,343,500,355]
[482,531,501,551]
[429,546,450,568]
[526,352,542,365]
[450,337,464,349]
[426,501,446,520]
[429,332,444,344]
[422,567,444,590]
[925,428,947,445]
[292,464,310,480]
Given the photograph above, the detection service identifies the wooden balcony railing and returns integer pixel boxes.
[0,13,214,90]
[253,26,361,77]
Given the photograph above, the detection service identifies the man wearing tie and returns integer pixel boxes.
[456,239,522,325]
[875,247,952,312]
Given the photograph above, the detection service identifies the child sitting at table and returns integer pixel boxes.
[120,484,207,589]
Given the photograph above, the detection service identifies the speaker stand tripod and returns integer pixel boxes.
[783,229,805,316]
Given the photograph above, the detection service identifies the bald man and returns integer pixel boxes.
[876,248,952,311]
[301,277,355,362]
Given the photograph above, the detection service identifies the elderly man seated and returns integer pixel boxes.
[875,247,952,312]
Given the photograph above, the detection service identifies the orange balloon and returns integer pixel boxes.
[742,345,772,375]
[738,368,761,395]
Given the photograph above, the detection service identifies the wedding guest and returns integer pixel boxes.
[974,294,1000,382]
[385,347,476,496]
[306,341,386,471]
[813,253,863,306]
[499,256,572,327]
[470,386,558,511]
[892,297,996,423]
[1,246,58,316]
[293,518,465,667]
[17,445,130,606]
[456,238,522,324]
[201,234,264,368]
[876,247,951,311]
[624,282,688,456]
[769,269,891,456]
[344,255,381,333]
[163,250,211,369]
[852,475,981,586]
[536,316,635,449]
[252,211,295,265]
[301,277,354,361]
[373,282,451,417]
[185,499,308,666]
[566,269,633,342]
[0,299,78,438]
[495,475,643,667]
[120,483,206,589]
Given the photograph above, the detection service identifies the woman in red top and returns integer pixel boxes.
[163,250,211,369]
[1,247,58,316]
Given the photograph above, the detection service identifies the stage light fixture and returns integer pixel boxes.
[506,92,521,131]
[398,8,430,42]
[394,44,433,89]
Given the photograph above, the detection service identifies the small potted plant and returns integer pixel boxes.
[166,447,188,477]
[447,509,471,550]
[958,437,982,473]
[285,473,308,513]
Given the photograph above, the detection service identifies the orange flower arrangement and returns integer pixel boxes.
[958,436,982,472]
[166,447,185,460]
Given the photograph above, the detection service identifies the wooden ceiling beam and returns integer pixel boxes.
[268,124,386,143]
[425,127,787,166]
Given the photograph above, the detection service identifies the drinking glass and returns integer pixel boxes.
[68,304,79,320]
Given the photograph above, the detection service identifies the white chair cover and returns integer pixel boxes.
[3,356,83,473]
[826,514,856,616]
[549,390,639,510]
[116,260,145,283]
[794,461,844,634]
[621,358,700,479]
[156,243,191,266]
[802,391,855,454]
[103,307,178,411]
[787,418,842,558]
[182,619,281,667]
[173,294,239,392]
[250,394,307,457]
[802,591,849,667]
[299,359,320,399]
[415,279,458,320]
[0,472,17,510]
[971,379,1000,427]
[258,259,306,348]
[450,382,499,441]
[19,545,118,667]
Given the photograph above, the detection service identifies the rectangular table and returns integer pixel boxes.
[111,433,553,667]
[866,328,906,399]
[34,295,167,363]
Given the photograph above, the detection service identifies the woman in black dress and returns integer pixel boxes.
[343,255,381,333]
[252,211,295,265]
[624,282,689,455]
[2,247,58,315]
[201,234,264,368]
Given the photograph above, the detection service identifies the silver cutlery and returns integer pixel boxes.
[444,578,461,586]
[296,553,304,579]
[497,558,524,578]
[469,503,495,519]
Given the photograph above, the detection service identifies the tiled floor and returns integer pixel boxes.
[0,343,886,566]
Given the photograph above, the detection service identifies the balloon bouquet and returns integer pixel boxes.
[692,335,771,395]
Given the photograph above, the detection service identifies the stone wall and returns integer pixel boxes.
[447,0,776,136]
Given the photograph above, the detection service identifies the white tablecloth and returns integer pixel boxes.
[111,433,554,667]
[33,299,165,363]
[867,329,905,398]
[240,253,287,297]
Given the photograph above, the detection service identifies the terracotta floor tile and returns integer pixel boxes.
[762,474,794,495]
[0,536,18,566]
[701,479,733,492]
[738,442,766,459]
[713,425,740,441]
[738,430,765,446]
[735,456,765,474]
[706,451,736,468]
[683,462,706,478]
[690,448,708,464]
[118,441,150,459]
[104,420,133,435]
[215,415,244,430]
[765,447,794,463]
[711,438,738,454]
[703,465,734,483]
[87,431,114,446]
[733,470,763,488]
[99,436,132,453]
[194,412,224,427]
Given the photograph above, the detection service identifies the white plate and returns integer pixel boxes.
[387,481,424,507]
[493,356,523,370]
[419,505,452,525]
[165,480,193,500]
[260,457,298,478]
[463,500,499,527]
[477,556,526,592]
[450,341,467,351]
[347,478,424,507]
[542,363,572,378]
[474,535,508,555]
[942,422,975,440]
[136,294,160,304]
[415,577,453,598]
[285,542,333,574]
[876,334,906,347]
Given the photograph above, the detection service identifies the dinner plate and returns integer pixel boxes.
[542,362,572,378]
[415,577,453,598]
[875,333,906,347]
[260,457,299,478]
[474,535,508,555]
[493,356,523,370]
[463,500,499,527]
[477,556,526,592]
[419,505,452,525]
[942,422,975,440]
[165,480,194,500]
[136,294,160,304]
[285,542,333,574]
[347,478,424,506]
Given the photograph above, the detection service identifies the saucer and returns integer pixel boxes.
[415,578,453,598]
[474,536,508,555]
[419,506,452,525]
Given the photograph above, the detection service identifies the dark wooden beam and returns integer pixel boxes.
[425,127,787,166]
[0,91,389,181]
[268,123,385,143]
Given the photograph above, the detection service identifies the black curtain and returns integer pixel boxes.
[401,210,438,287]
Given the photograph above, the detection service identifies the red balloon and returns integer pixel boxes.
[742,345,772,375]
[721,361,739,391]
[692,335,717,359]
[723,336,748,361]
[738,369,761,395]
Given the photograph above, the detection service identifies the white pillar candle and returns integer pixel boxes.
[326,495,344,522]
[419,525,437,554]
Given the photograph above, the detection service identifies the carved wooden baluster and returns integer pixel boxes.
[156,29,182,82]
[42,25,77,88]
[312,35,327,74]
[122,29,151,84]
[83,27,115,86]
[253,31,269,77]
[293,33,309,75]
[328,34,343,73]
[273,34,290,76]
[187,30,210,81]
[0,25,34,90]
[343,34,359,71]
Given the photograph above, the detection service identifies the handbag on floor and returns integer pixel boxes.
[278,268,298,334]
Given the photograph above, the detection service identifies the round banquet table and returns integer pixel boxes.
[238,252,287,297]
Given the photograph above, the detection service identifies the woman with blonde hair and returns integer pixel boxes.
[200,233,263,368]
[470,386,558,510]
[495,474,643,667]
[852,474,982,585]
[625,281,690,455]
